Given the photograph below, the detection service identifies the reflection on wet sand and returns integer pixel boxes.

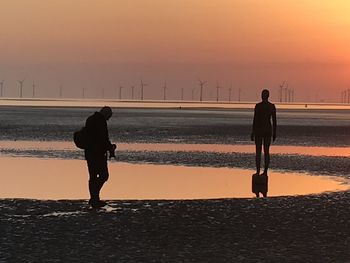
[0,157,348,200]
[1,140,350,157]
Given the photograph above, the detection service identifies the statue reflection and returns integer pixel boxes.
[252,174,268,198]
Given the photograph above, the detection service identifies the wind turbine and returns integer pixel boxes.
[238,88,241,102]
[0,80,4,97]
[342,90,348,103]
[140,79,147,100]
[18,78,25,98]
[163,81,167,101]
[82,88,86,99]
[228,85,232,102]
[345,90,348,103]
[344,90,348,103]
[341,90,345,103]
[131,86,135,100]
[279,80,286,102]
[215,81,221,102]
[287,85,291,102]
[340,90,343,103]
[119,86,123,100]
[32,81,35,98]
[198,79,207,102]
[343,89,348,103]
[191,88,195,100]
[181,88,184,101]
[59,85,63,98]
[284,82,289,102]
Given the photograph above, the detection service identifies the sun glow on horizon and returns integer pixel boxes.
[1,0,350,101]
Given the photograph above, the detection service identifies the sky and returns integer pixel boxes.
[1,0,350,102]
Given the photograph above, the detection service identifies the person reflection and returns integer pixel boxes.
[252,173,268,197]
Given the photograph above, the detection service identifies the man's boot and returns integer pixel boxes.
[88,180,100,208]
[88,180,106,208]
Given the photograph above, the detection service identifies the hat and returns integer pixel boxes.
[100,106,113,119]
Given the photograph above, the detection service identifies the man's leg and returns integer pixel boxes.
[262,134,272,175]
[87,160,100,204]
[95,155,109,205]
[97,164,109,197]
[255,136,263,175]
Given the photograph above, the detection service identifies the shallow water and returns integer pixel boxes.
[0,157,348,200]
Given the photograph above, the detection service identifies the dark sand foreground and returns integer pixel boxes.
[2,191,350,262]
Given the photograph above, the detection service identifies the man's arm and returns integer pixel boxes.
[251,106,257,141]
[272,105,277,142]
[103,122,117,158]
[102,122,113,150]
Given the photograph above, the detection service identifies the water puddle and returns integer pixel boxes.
[0,157,348,200]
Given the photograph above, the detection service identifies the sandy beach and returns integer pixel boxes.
[1,104,350,262]
[2,191,350,262]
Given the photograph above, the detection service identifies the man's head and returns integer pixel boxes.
[261,89,269,101]
[100,106,113,120]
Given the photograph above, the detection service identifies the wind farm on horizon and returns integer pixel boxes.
[0,77,348,105]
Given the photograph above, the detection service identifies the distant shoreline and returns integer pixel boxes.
[1,97,350,110]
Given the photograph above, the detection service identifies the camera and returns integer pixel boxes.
[109,144,117,159]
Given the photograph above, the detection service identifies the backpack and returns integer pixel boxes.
[73,127,88,149]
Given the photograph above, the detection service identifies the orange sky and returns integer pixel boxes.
[1,0,350,101]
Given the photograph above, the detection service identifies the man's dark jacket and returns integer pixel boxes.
[84,111,112,156]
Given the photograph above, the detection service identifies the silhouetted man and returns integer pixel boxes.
[85,106,116,208]
[251,89,276,176]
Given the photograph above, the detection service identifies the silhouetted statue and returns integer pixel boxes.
[250,89,276,197]
[251,89,276,177]
[84,106,116,208]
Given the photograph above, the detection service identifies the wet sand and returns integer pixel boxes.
[1,106,350,146]
[2,191,350,262]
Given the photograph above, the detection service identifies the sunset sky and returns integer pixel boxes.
[1,0,350,102]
